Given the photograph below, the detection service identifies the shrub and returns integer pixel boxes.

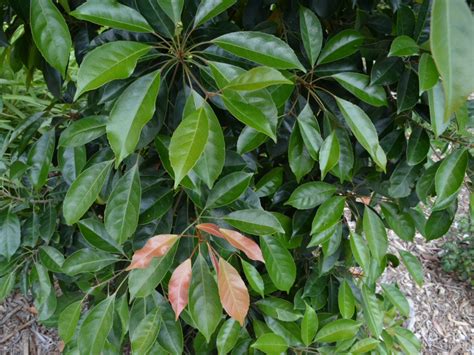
[0,0,472,353]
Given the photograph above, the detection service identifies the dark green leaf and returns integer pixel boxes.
[299,6,323,67]
[332,72,387,107]
[27,129,55,190]
[315,319,362,343]
[338,280,355,319]
[289,123,314,182]
[59,301,82,344]
[319,131,339,179]
[318,30,364,65]
[62,249,118,275]
[0,209,21,259]
[224,210,284,235]
[285,182,336,210]
[311,196,345,235]
[194,0,237,27]
[261,235,296,292]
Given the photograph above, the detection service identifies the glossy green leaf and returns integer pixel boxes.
[350,338,380,353]
[406,127,429,166]
[428,81,451,137]
[297,103,323,160]
[261,235,296,292]
[256,297,302,322]
[361,285,383,337]
[416,162,440,203]
[299,6,323,67]
[104,164,141,244]
[255,167,283,198]
[241,259,264,297]
[188,254,222,342]
[399,250,424,286]
[59,116,106,147]
[434,149,468,211]
[388,35,419,57]
[397,68,419,113]
[62,249,118,275]
[370,57,404,86]
[131,308,161,355]
[75,41,151,99]
[158,0,184,24]
[332,72,387,107]
[155,292,184,354]
[381,283,410,317]
[213,31,305,71]
[251,333,288,354]
[216,319,240,355]
[350,232,370,272]
[58,146,86,186]
[39,246,65,273]
[338,280,355,319]
[0,208,21,259]
[388,160,420,198]
[169,107,209,188]
[206,172,253,209]
[30,0,71,75]
[418,53,439,93]
[71,0,153,32]
[224,210,284,235]
[78,295,115,355]
[396,5,415,36]
[285,182,336,210]
[319,131,339,179]
[301,303,318,346]
[27,129,55,190]
[194,0,237,27]
[59,301,82,344]
[289,123,314,182]
[33,263,56,320]
[336,97,387,171]
[311,196,345,235]
[78,218,123,253]
[317,30,364,65]
[315,319,362,343]
[431,0,474,120]
[237,126,267,154]
[63,160,113,225]
[226,67,292,91]
[380,203,415,241]
[107,70,161,166]
[363,207,388,261]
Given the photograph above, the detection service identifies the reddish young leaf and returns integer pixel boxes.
[168,258,192,319]
[207,243,220,272]
[217,258,250,326]
[126,234,179,270]
[219,228,265,263]
[196,223,225,238]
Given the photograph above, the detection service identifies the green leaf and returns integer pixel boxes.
[104,164,141,244]
[251,333,288,354]
[370,57,404,86]
[399,250,424,286]
[107,70,161,167]
[418,54,439,94]
[169,107,209,188]
[431,0,474,120]
[59,301,82,344]
[396,5,415,36]
[311,196,345,235]
[261,235,296,292]
[224,210,284,235]
[131,308,161,355]
[226,67,292,91]
[30,0,71,76]
[350,232,370,272]
[136,0,174,37]
[33,264,56,320]
[319,132,339,179]
[406,127,429,166]
[256,297,302,322]
[299,6,323,67]
[216,319,240,355]
[63,160,114,225]
[397,68,419,113]
[297,103,323,160]
[381,283,410,317]
[213,31,305,71]
[189,254,222,342]
[237,126,267,154]
[428,81,451,137]
[206,172,252,209]
[317,29,364,65]
[335,97,386,171]
[380,203,415,242]
[27,129,55,190]
[332,72,387,107]
[59,116,106,147]
[75,41,151,99]
[0,272,15,302]
[58,146,86,187]
[39,246,65,273]
[78,295,115,355]
[363,207,388,261]
[301,303,318,346]
[338,280,355,319]
[361,285,383,337]
[434,149,468,211]
[194,0,237,27]
[128,242,178,299]
[315,319,362,343]
[62,249,118,275]
[241,259,264,297]
[285,182,336,210]
[416,162,440,203]
[289,123,314,182]
[155,292,184,354]
[78,218,123,253]
[255,167,283,198]
[350,338,380,353]
[158,0,184,24]
[388,160,420,198]
[388,35,419,57]
[71,0,153,32]
[0,208,21,259]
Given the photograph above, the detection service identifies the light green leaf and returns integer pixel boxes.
[315,319,362,343]
[30,0,72,76]
[261,235,296,292]
[27,129,55,190]
[251,333,288,354]
[301,303,318,346]
[63,160,114,225]
[241,259,264,297]
[131,308,161,355]
[107,70,161,167]
[59,301,82,344]
[194,0,237,27]
[75,41,151,99]
[62,249,118,275]
[338,280,355,319]
[349,232,370,272]
[158,0,184,24]
[226,67,292,91]
[0,272,15,302]
[431,0,474,120]
[388,35,419,57]
[39,246,65,273]
[224,210,284,235]
[350,338,380,353]
[428,81,451,137]
[363,207,388,261]
[104,164,141,244]
[381,283,410,317]
[299,6,323,67]
[71,0,153,32]
[418,53,439,94]
[361,285,383,337]
[59,116,106,148]
[285,182,336,210]
[319,132,339,179]
[311,196,345,235]
[213,31,305,71]
[216,319,240,355]
[399,250,424,286]
[317,29,364,65]
[169,107,209,188]
[33,264,56,321]
[332,72,387,107]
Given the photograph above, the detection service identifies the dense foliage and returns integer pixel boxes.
[0,0,473,353]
